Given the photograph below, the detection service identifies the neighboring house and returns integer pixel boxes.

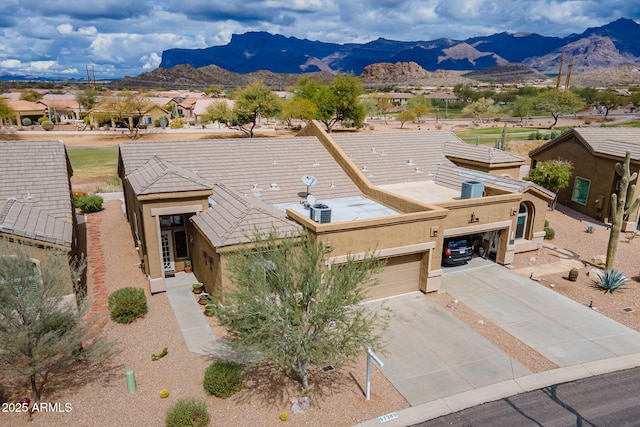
[118,121,553,300]
[5,100,47,126]
[530,128,640,230]
[39,94,83,122]
[365,92,415,107]
[0,140,77,262]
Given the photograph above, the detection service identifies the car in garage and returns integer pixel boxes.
[442,237,473,266]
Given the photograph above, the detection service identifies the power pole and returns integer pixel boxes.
[555,52,565,93]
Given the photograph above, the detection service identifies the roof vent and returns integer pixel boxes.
[361,165,368,172]
[371,147,377,154]
[461,181,484,199]
[415,167,423,174]
[310,204,332,224]
[269,183,280,191]
[313,160,320,166]
[272,160,279,166]
[407,159,415,165]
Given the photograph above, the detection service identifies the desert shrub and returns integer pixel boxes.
[22,118,32,126]
[544,219,549,228]
[203,360,242,398]
[170,118,184,129]
[165,398,210,427]
[108,287,148,324]
[38,116,48,124]
[544,226,555,240]
[593,269,628,293]
[76,194,104,213]
[41,120,54,131]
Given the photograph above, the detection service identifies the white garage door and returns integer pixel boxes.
[367,253,423,301]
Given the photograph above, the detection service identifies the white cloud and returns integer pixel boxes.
[57,23,74,35]
[0,59,22,69]
[140,52,161,70]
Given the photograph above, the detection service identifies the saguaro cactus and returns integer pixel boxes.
[606,151,640,270]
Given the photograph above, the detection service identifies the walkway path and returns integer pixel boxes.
[165,272,235,359]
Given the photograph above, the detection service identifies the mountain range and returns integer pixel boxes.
[160,18,640,76]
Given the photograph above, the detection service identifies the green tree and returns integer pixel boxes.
[525,159,574,210]
[0,240,116,405]
[0,97,15,125]
[595,90,627,121]
[280,96,317,127]
[211,229,390,389]
[572,86,599,106]
[202,100,234,128]
[231,81,281,137]
[511,96,534,123]
[99,91,152,139]
[75,87,99,112]
[19,90,42,102]
[606,151,640,270]
[396,110,416,129]
[462,97,500,126]
[406,94,431,123]
[295,75,365,132]
[533,90,585,129]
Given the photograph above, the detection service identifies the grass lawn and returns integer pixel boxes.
[67,147,119,178]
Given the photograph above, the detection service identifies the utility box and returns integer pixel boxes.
[310,204,332,224]
[461,181,484,199]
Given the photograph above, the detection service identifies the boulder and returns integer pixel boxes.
[591,255,606,266]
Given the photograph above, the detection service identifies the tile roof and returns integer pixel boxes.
[119,137,362,204]
[531,128,640,161]
[330,131,552,198]
[125,156,213,195]
[574,128,640,160]
[0,199,72,246]
[192,183,301,248]
[0,140,73,247]
[6,99,46,113]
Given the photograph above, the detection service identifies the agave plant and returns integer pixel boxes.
[593,269,629,293]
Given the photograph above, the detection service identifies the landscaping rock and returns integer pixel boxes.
[591,255,606,266]
[588,268,601,278]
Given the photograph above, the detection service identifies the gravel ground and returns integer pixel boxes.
[3,200,408,427]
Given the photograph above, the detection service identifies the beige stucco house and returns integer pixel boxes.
[530,128,640,230]
[118,121,553,300]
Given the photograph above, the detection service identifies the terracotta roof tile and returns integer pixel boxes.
[0,140,73,246]
[192,183,300,247]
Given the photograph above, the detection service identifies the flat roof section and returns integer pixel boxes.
[275,195,399,223]
[379,180,461,204]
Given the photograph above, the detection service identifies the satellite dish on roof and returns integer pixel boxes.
[301,175,317,187]
[302,175,317,196]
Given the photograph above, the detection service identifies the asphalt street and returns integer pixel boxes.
[411,366,640,427]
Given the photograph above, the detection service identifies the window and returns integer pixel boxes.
[572,177,590,205]
[515,203,528,239]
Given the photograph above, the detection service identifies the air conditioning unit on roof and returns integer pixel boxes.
[461,181,484,199]
[309,204,332,224]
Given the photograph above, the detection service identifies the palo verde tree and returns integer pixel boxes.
[0,97,15,126]
[99,90,153,139]
[229,81,281,137]
[525,159,574,210]
[532,90,585,129]
[295,75,365,132]
[211,229,390,389]
[0,240,117,405]
[605,151,640,270]
[406,94,431,123]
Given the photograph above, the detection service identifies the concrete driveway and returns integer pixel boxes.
[365,258,640,408]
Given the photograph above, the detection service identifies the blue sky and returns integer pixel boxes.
[0,1,638,79]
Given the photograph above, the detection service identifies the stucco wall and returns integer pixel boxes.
[532,137,640,223]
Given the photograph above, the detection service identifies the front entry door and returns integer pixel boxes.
[161,230,175,272]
